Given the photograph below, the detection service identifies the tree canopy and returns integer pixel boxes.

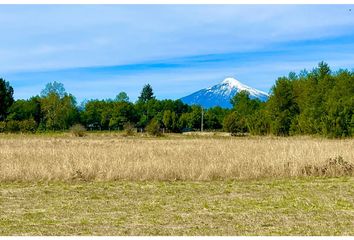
[138,84,155,103]
[0,78,14,121]
[0,62,353,137]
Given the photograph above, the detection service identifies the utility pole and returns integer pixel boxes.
[201,107,204,132]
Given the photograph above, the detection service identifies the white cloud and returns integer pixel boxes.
[1,5,354,72]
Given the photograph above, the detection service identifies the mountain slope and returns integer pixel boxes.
[180,77,269,109]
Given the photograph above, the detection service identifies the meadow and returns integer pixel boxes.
[0,133,353,181]
[0,133,353,235]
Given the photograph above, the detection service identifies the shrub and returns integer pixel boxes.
[146,118,162,136]
[223,112,247,136]
[5,120,20,133]
[36,123,46,133]
[302,156,353,177]
[70,124,86,137]
[0,121,6,133]
[123,122,135,136]
[19,119,37,133]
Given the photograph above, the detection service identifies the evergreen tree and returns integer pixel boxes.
[267,77,299,136]
[0,78,14,121]
[138,84,154,103]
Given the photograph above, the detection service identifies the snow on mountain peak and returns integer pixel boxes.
[221,77,244,88]
[180,77,269,109]
[220,77,268,97]
[220,77,248,94]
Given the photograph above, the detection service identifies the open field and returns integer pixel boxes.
[1,178,354,235]
[1,133,353,235]
[0,133,353,181]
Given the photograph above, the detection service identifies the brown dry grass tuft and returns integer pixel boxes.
[0,134,353,181]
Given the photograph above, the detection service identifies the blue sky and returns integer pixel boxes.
[1,5,354,102]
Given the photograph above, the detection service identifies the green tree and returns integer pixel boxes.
[162,110,177,132]
[322,69,354,137]
[6,97,41,124]
[40,82,78,130]
[81,100,106,130]
[41,81,66,98]
[138,84,155,103]
[146,118,162,136]
[0,78,14,121]
[18,119,37,133]
[231,90,261,116]
[110,101,137,130]
[227,91,262,133]
[188,106,202,130]
[204,107,229,130]
[267,77,299,135]
[115,92,129,103]
[247,108,270,135]
[223,111,247,135]
[178,113,191,131]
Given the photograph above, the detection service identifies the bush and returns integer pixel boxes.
[146,118,162,136]
[19,119,37,133]
[123,122,135,136]
[223,112,247,135]
[70,124,86,137]
[0,121,6,133]
[5,120,20,133]
[36,123,46,133]
[302,156,353,177]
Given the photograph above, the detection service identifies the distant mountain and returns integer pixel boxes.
[180,77,269,109]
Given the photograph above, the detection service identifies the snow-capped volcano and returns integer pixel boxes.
[180,77,269,109]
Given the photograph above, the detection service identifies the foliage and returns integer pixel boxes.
[41,93,79,130]
[0,121,6,132]
[204,107,229,130]
[146,118,162,136]
[5,120,20,133]
[0,62,352,138]
[123,122,135,136]
[265,62,353,137]
[70,124,86,137]
[6,97,41,124]
[18,119,37,133]
[0,78,14,121]
[223,111,247,135]
[267,77,299,136]
[138,84,155,103]
[115,91,129,103]
[163,110,178,132]
[40,81,66,98]
[224,90,262,135]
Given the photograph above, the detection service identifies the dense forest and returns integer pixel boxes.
[0,62,353,137]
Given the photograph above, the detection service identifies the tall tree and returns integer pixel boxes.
[267,77,299,136]
[163,110,177,132]
[41,81,66,98]
[0,78,14,121]
[138,84,154,103]
[115,92,129,103]
[231,90,261,116]
[40,82,78,130]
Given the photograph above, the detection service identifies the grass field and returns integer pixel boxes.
[0,133,353,181]
[1,178,353,235]
[0,133,353,235]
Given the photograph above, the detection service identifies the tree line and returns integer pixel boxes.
[0,62,353,137]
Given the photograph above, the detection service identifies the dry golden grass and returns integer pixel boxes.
[0,133,353,181]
